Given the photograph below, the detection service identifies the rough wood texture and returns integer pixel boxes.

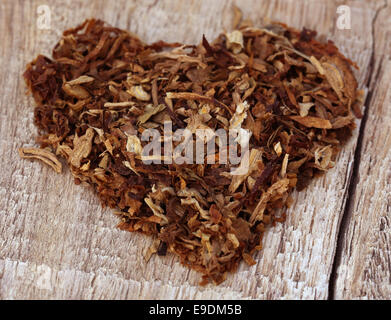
[0,0,389,299]
[333,1,391,299]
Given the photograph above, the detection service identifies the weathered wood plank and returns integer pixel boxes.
[0,0,383,299]
[334,1,391,299]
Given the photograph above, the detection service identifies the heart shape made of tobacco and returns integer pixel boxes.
[22,18,362,285]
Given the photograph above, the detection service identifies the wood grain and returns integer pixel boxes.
[0,0,388,299]
[333,1,391,299]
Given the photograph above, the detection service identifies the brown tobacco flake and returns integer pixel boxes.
[137,104,166,124]
[22,14,362,285]
[242,252,257,266]
[69,128,94,168]
[66,75,95,85]
[19,147,62,173]
[128,85,151,101]
[104,101,135,109]
[226,30,244,54]
[63,83,90,99]
[289,115,333,129]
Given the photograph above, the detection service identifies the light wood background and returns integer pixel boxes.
[0,0,390,300]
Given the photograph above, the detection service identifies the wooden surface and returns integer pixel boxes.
[0,0,390,300]
[334,2,391,299]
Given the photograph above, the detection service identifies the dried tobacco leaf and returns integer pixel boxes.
[22,15,361,285]
[289,115,332,129]
[18,147,62,173]
[69,128,94,168]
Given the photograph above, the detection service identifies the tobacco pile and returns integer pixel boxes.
[22,17,362,284]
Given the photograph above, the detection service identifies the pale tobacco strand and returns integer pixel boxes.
[18,147,62,173]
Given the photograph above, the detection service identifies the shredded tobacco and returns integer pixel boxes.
[22,16,362,285]
[18,147,62,173]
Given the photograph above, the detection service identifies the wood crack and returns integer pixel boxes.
[328,0,389,300]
